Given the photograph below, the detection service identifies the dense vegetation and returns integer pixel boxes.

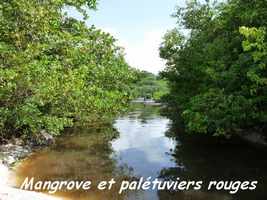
[0,0,136,140]
[134,70,169,101]
[160,0,267,137]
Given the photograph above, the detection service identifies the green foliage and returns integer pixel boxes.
[182,89,256,136]
[0,0,136,138]
[133,70,169,101]
[160,0,267,136]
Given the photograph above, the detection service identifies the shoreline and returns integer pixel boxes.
[0,140,63,200]
[0,123,265,200]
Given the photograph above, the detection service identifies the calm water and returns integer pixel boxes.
[13,103,267,200]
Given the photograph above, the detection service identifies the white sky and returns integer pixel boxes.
[67,0,186,74]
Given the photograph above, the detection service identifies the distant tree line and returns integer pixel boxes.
[133,70,169,101]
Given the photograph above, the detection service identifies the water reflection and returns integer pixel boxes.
[157,122,267,200]
[12,103,267,200]
[112,112,176,177]
[112,104,177,200]
[13,126,128,200]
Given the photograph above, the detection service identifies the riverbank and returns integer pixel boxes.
[1,103,267,200]
[0,139,63,200]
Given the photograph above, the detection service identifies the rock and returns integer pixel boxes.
[238,131,267,148]
[28,130,55,146]
[13,138,24,146]
[40,130,55,144]
[3,156,16,166]
[40,130,55,145]
[0,143,31,168]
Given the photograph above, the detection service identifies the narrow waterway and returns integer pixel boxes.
[12,103,267,200]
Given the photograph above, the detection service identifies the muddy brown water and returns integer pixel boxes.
[13,103,267,200]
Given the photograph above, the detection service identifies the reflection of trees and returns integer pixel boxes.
[14,126,129,200]
[158,122,267,200]
[125,103,162,123]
